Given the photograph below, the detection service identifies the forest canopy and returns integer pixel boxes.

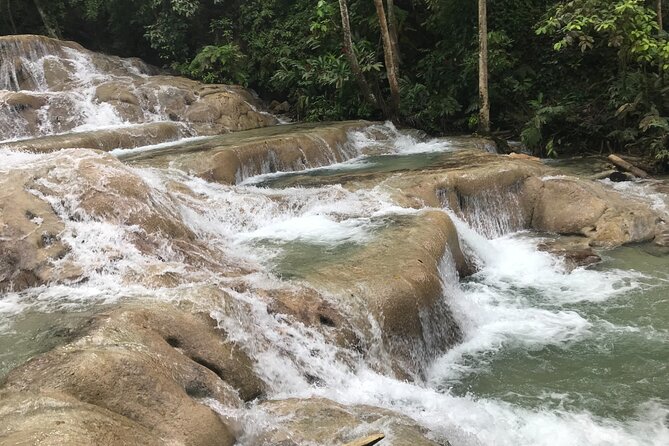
[2,0,668,164]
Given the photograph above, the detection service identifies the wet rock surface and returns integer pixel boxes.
[0,122,186,153]
[2,37,669,446]
[0,302,261,446]
[254,398,444,446]
[124,120,371,184]
[296,211,468,379]
[537,236,602,270]
[532,177,660,247]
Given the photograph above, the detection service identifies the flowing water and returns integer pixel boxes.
[1,44,668,444]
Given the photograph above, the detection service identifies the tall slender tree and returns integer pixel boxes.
[658,0,663,30]
[337,0,383,113]
[373,0,401,120]
[386,0,401,69]
[478,0,491,134]
[32,0,59,38]
[5,0,17,34]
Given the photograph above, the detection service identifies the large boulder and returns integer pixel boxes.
[337,149,663,248]
[531,177,660,247]
[0,302,264,446]
[299,210,468,380]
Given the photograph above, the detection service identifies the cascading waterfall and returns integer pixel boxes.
[0,35,198,142]
[3,136,667,444]
[1,36,667,443]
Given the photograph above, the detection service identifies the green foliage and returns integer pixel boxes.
[187,44,248,85]
[521,94,567,156]
[537,0,667,68]
[1,0,667,168]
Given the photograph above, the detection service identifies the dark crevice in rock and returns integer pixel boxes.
[191,357,225,380]
[165,336,181,348]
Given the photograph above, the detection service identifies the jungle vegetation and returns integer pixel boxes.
[2,0,668,165]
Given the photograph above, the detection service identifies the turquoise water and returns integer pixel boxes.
[442,242,669,421]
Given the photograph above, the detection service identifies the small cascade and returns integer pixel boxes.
[439,183,528,239]
[0,35,276,145]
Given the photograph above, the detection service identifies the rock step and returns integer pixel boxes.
[0,122,186,153]
[122,120,372,184]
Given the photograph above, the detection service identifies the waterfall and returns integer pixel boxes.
[439,182,529,239]
[1,37,667,444]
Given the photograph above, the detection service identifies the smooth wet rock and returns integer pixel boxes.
[0,122,186,153]
[0,149,251,292]
[532,177,659,247]
[301,211,467,379]
[124,121,371,184]
[0,390,162,446]
[1,302,264,446]
[254,398,444,446]
[0,165,73,292]
[340,149,662,249]
[538,237,602,270]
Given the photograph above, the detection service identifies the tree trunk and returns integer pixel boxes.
[33,0,59,38]
[478,0,491,134]
[386,0,400,69]
[6,0,17,34]
[337,0,384,113]
[373,0,401,120]
[658,0,663,31]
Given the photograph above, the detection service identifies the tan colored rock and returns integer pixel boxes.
[255,398,444,446]
[0,35,277,142]
[125,121,370,184]
[0,149,253,292]
[508,152,541,162]
[532,177,659,247]
[300,210,467,379]
[0,168,72,292]
[0,122,185,153]
[0,390,161,446]
[95,82,141,106]
[538,236,602,270]
[1,302,265,446]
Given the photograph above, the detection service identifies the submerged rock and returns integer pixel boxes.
[254,398,444,446]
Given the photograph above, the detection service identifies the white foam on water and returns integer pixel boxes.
[152,170,415,249]
[448,211,644,303]
[424,211,647,381]
[600,178,669,216]
[207,258,668,446]
[0,148,45,170]
[350,121,455,155]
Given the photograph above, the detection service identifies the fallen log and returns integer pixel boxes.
[608,154,649,179]
[343,433,385,446]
